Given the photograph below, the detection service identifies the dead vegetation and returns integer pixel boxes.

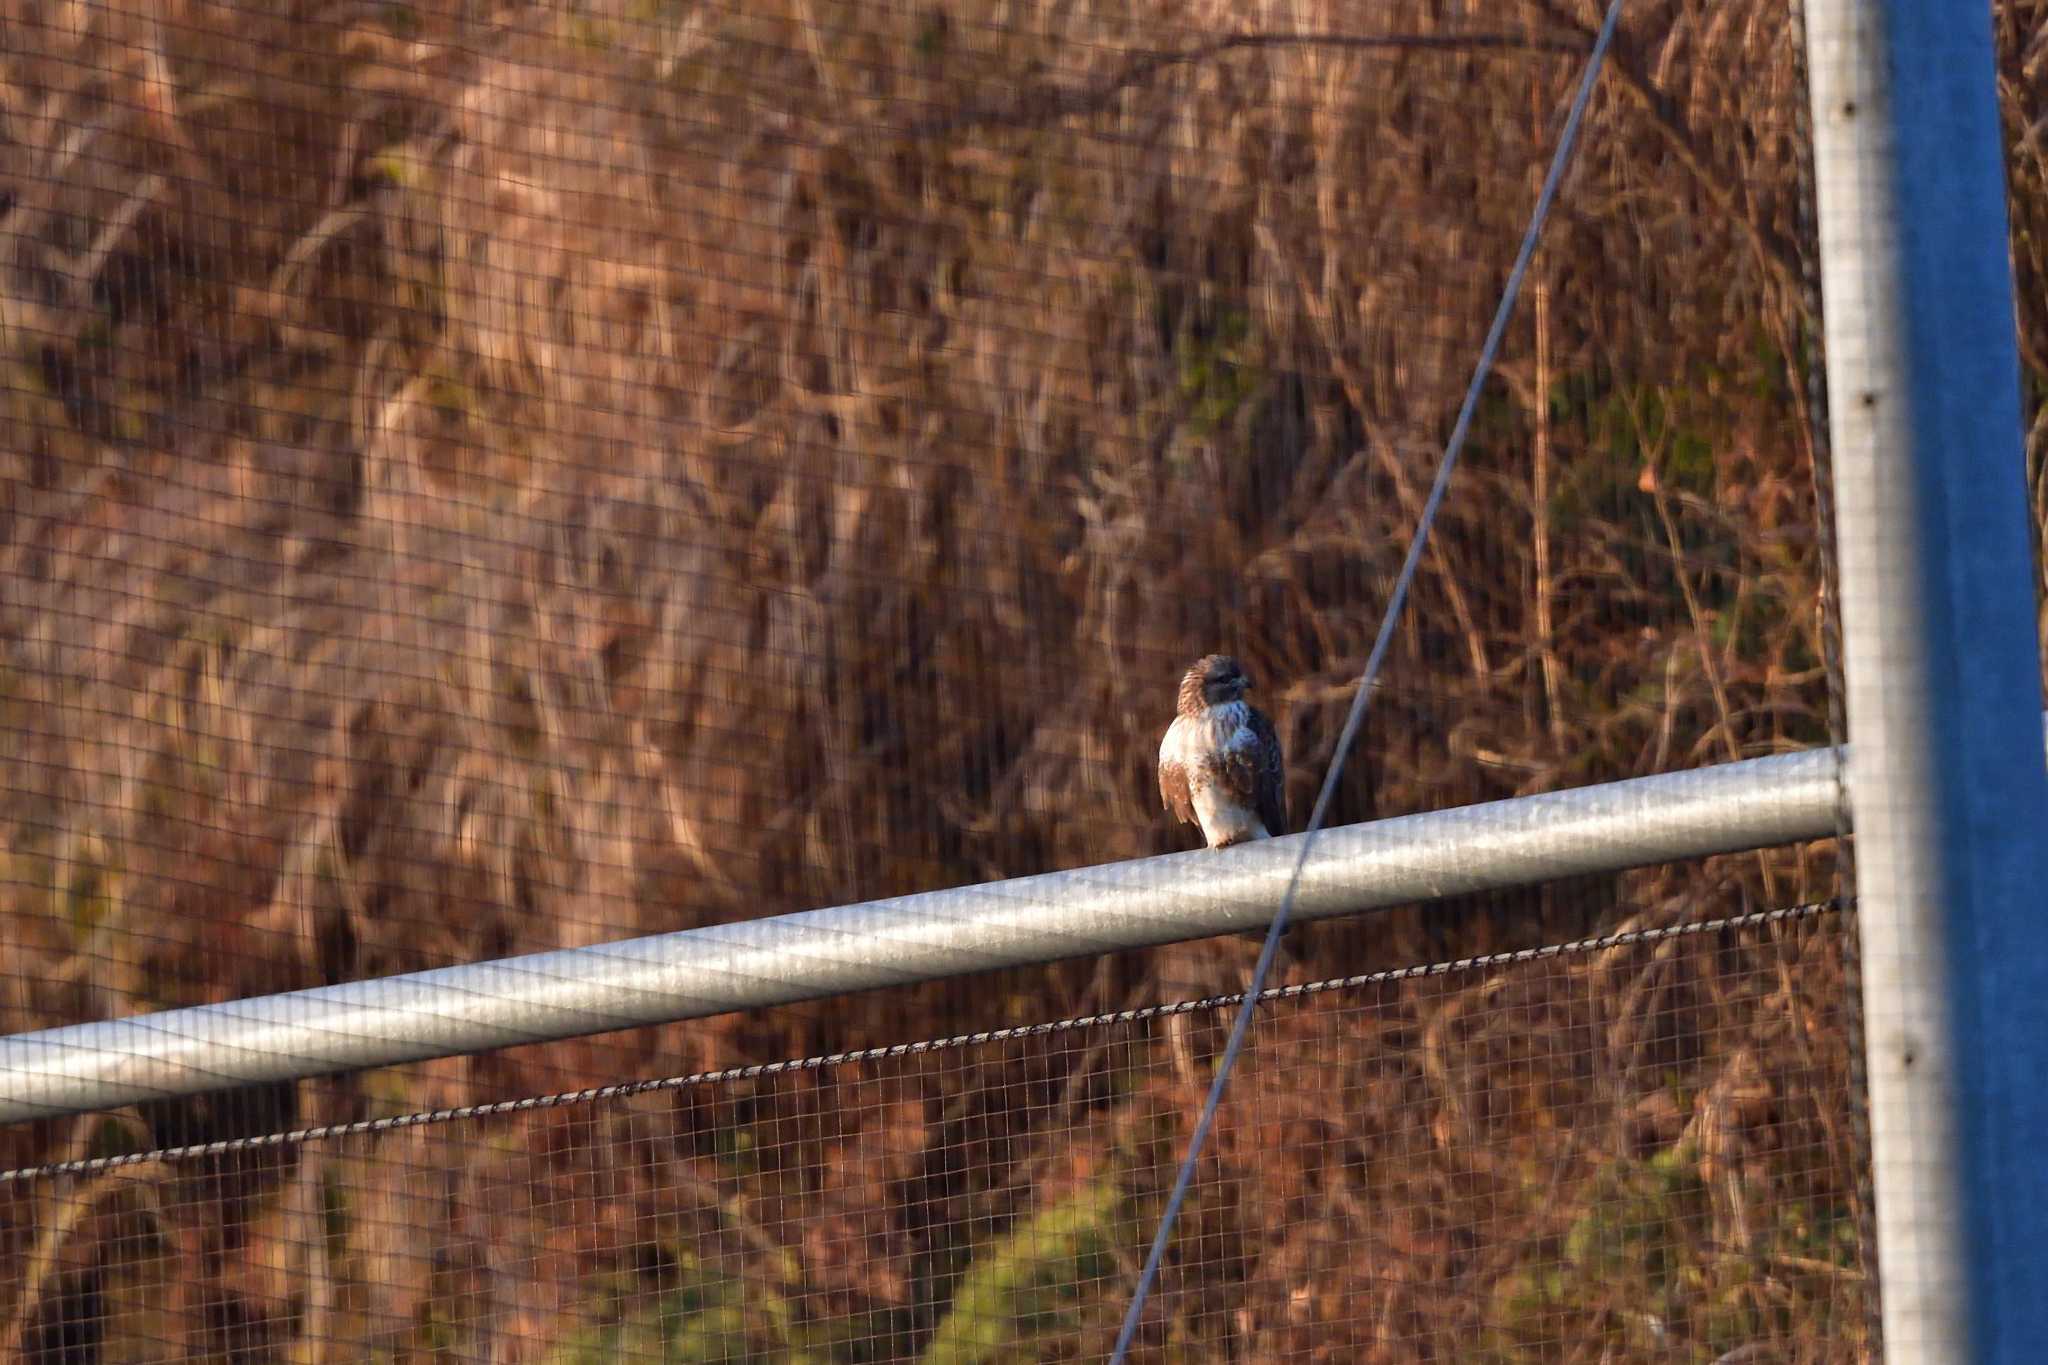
[7,0,2034,1356]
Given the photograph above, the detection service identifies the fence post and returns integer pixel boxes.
[1803,1,2048,1359]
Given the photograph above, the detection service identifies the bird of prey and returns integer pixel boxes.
[1157,654,1286,848]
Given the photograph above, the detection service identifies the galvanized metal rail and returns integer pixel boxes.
[0,746,1844,1125]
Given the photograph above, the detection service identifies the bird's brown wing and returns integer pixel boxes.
[1248,706,1287,837]
[1159,752,1198,826]
[1216,712,1285,838]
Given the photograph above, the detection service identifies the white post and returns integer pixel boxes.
[1804,0,2048,1359]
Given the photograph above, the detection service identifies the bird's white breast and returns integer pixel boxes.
[1161,702,1267,844]
[1160,701,1253,771]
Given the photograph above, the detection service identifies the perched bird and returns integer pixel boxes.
[1154,654,1292,1086]
[1157,654,1287,848]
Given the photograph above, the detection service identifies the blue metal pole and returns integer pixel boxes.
[1804,0,2048,1359]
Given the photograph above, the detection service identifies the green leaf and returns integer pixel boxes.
[920,1176,1122,1364]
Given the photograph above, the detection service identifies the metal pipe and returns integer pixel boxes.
[0,746,1844,1126]
[1805,0,2048,1358]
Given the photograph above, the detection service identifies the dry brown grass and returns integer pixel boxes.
[2,0,2028,1356]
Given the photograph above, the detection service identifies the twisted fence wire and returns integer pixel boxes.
[0,899,1840,1188]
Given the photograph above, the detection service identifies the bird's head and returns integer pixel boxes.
[1182,654,1252,713]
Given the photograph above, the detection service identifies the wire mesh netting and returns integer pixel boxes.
[5,904,1865,1361]
[0,0,1923,1357]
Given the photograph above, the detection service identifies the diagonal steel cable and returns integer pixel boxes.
[1108,2,1630,1355]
